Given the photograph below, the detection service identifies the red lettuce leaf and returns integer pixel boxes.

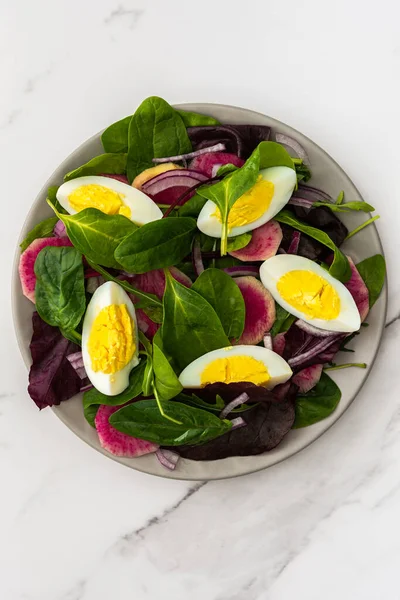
[28,313,82,409]
[187,125,271,159]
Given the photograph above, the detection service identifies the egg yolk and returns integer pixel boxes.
[214,176,274,229]
[88,304,135,374]
[201,356,270,387]
[277,270,341,320]
[68,184,131,218]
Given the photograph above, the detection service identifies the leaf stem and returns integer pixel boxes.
[345,215,380,240]
[62,328,82,345]
[152,384,182,424]
[324,362,367,371]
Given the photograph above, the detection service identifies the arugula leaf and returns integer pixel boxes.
[110,399,232,446]
[127,96,192,183]
[101,115,132,153]
[226,232,252,252]
[48,200,137,269]
[313,200,374,213]
[34,246,86,333]
[83,360,146,427]
[153,341,182,401]
[275,209,351,282]
[356,254,386,308]
[192,268,245,340]
[20,217,58,252]
[345,215,380,240]
[336,191,344,205]
[162,270,230,370]
[64,153,127,181]
[177,109,220,127]
[293,372,341,428]
[295,162,312,183]
[115,217,197,273]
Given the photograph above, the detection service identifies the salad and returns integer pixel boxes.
[18,96,386,470]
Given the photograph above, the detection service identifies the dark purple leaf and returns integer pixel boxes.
[187,124,271,159]
[192,381,276,405]
[28,312,82,409]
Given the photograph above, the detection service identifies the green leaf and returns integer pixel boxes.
[258,141,295,170]
[127,96,192,183]
[295,162,312,183]
[293,372,341,428]
[110,399,232,446]
[226,232,252,252]
[270,303,296,337]
[356,254,386,308]
[64,153,127,181]
[47,185,67,214]
[83,360,146,427]
[216,164,240,177]
[336,191,344,205]
[34,246,86,332]
[20,217,58,252]
[153,341,183,401]
[192,268,245,340]
[313,200,375,213]
[162,270,230,370]
[176,109,220,127]
[101,115,132,153]
[115,217,197,273]
[345,215,380,240]
[48,200,137,269]
[88,262,162,310]
[177,392,253,415]
[275,209,351,282]
[178,193,207,218]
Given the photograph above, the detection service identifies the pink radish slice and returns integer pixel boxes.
[101,173,129,184]
[19,237,73,302]
[235,276,276,345]
[95,405,158,457]
[190,152,244,178]
[229,220,283,262]
[292,364,323,393]
[273,333,286,356]
[344,257,369,322]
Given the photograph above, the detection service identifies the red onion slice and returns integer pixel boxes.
[54,220,68,237]
[156,449,180,470]
[288,197,314,209]
[192,237,205,276]
[142,169,208,196]
[152,143,226,164]
[80,383,93,393]
[220,392,250,419]
[288,334,342,368]
[295,319,337,337]
[263,333,273,350]
[67,351,87,380]
[230,416,247,430]
[276,133,310,166]
[293,184,332,202]
[287,231,301,254]
[223,266,260,277]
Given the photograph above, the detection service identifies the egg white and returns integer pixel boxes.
[178,345,292,390]
[82,281,140,396]
[197,166,296,238]
[260,254,361,333]
[57,176,163,226]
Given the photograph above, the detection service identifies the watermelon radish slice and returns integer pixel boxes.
[292,364,323,393]
[344,256,369,322]
[95,404,158,457]
[19,237,73,303]
[235,276,276,344]
[229,220,283,262]
[272,332,286,356]
[189,152,244,178]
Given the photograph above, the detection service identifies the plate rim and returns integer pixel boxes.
[11,102,388,481]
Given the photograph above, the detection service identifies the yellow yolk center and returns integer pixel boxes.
[68,184,131,218]
[214,176,275,229]
[200,356,270,387]
[277,270,341,320]
[88,304,135,374]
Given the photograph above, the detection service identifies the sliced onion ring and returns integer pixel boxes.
[263,333,273,350]
[152,143,226,164]
[223,266,260,277]
[288,334,343,368]
[220,392,250,419]
[230,416,247,430]
[142,169,208,196]
[295,319,337,337]
[156,449,180,470]
[287,231,301,254]
[192,237,205,276]
[275,133,310,166]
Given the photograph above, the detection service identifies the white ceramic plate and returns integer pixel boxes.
[12,103,387,480]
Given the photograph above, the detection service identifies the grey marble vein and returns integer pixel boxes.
[104,5,144,29]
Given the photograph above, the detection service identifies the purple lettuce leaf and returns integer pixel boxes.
[28,312,82,409]
[187,124,271,159]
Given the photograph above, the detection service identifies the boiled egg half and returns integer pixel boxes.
[260,254,361,333]
[197,166,296,238]
[57,176,162,225]
[179,345,292,390]
[82,281,139,395]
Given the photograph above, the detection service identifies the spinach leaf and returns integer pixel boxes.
[153,341,183,401]
[101,115,132,153]
[192,268,245,340]
[47,185,66,214]
[270,303,296,337]
[48,200,137,269]
[226,232,252,252]
[312,200,374,213]
[127,96,192,183]
[258,141,295,170]
[356,254,386,308]
[275,209,351,282]
[87,262,162,310]
[178,193,207,218]
[64,153,127,181]
[34,246,86,332]
[293,372,341,428]
[110,399,232,446]
[83,360,146,427]
[115,217,197,273]
[177,109,220,127]
[20,217,58,252]
[295,162,312,183]
[216,164,240,177]
[162,270,230,370]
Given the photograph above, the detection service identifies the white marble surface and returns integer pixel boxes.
[1,0,400,598]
